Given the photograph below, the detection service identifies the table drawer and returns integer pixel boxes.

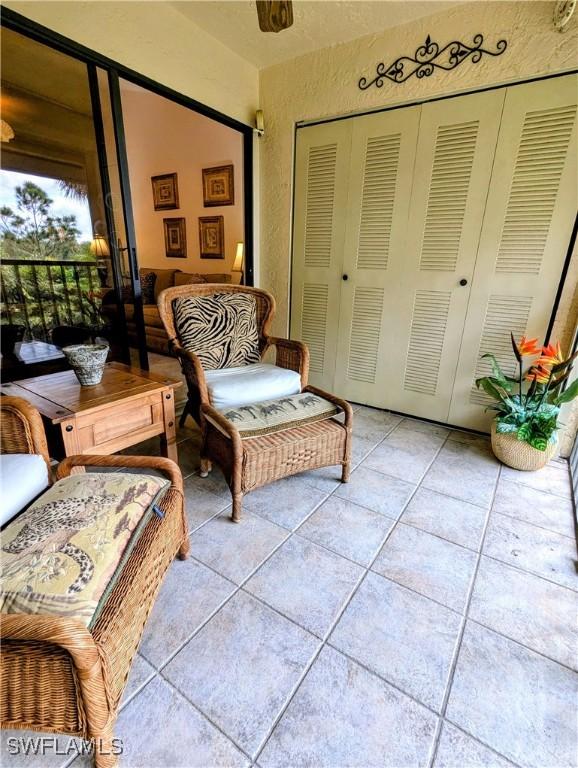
[73,393,164,454]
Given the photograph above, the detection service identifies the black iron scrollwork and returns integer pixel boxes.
[358,34,507,90]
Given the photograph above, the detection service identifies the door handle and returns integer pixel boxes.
[342,274,349,281]
[459,278,468,286]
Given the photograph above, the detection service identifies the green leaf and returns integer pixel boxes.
[480,354,515,392]
[517,423,532,441]
[528,435,548,451]
[495,421,517,434]
[477,377,508,405]
[554,378,578,405]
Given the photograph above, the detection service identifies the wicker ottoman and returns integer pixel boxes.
[200,385,352,522]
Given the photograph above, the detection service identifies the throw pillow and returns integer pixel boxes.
[140,271,157,304]
[174,292,261,369]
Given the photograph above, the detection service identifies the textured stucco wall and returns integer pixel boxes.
[259,1,578,336]
[4,1,259,125]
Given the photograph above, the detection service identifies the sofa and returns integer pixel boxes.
[101,268,231,354]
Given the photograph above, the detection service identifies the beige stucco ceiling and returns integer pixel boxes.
[172,0,462,69]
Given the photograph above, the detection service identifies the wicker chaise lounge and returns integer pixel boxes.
[0,397,189,768]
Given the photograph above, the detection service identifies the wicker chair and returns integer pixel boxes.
[157,284,352,522]
[1,395,52,479]
[157,284,310,429]
[0,399,189,768]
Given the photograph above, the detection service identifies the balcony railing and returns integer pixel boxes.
[0,258,104,342]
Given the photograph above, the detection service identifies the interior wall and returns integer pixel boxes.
[121,84,244,274]
[3,1,259,125]
[259,0,578,337]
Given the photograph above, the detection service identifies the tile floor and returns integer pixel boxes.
[2,405,577,768]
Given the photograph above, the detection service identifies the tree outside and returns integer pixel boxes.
[1,178,102,341]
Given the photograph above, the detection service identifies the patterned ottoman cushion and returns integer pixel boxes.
[0,472,168,627]
[208,392,341,438]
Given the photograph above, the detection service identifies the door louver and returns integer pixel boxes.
[301,283,329,375]
[404,290,451,395]
[347,287,384,383]
[470,295,533,405]
[357,134,401,271]
[420,121,479,272]
[304,144,338,268]
[495,105,576,275]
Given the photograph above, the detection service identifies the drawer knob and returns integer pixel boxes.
[165,393,171,400]
[65,425,74,432]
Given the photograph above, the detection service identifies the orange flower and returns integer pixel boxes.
[516,336,541,356]
[537,342,563,369]
[526,364,551,385]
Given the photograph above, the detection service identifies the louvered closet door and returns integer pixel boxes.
[386,90,505,421]
[291,121,352,390]
[449,75,578,431]
[333,107,420,405]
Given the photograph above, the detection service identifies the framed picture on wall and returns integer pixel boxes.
[151,172,179,210]
[163,217,187,258]
[202,165,234,207]
[199,216,224,259]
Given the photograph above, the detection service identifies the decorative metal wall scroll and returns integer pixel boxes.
[358,34,508,90]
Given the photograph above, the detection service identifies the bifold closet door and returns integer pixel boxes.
[291,121,352,390]
[333,107,420,405]
[449,75,578,430]
[386,90,505,421]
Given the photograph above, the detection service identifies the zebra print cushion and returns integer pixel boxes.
[174,292,261,370]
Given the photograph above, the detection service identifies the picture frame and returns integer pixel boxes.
[163,217,187,258]
[198,216,224,259]
[151,172,179,210]
[202,164,234,207]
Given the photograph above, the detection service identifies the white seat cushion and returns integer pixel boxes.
[0,454,50,527]
[205,363,301,410]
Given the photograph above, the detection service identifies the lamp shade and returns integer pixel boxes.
[232,242,244,272]
[90,235,110,258]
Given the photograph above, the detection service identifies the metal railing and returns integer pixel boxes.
[0,258,103,342]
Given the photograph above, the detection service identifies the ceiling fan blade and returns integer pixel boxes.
[256,0,294,33]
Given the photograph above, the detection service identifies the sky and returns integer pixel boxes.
[0,169,93,241]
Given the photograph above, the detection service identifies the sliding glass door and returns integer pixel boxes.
[0,26,145,377]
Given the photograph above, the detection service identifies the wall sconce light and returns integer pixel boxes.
[255,110,265,138]
[232,242,244,284]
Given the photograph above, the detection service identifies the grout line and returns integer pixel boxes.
[157,671,255,764]
[252,428,451,764]
[440,719,523,768]
[466,616,578,674]
[121,419,570,768]
[484,506,576,541]
[479,550,578,594]
[427,463,502,768]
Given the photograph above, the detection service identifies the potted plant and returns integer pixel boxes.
[476,334,578,471]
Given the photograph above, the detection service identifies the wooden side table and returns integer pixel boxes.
[1,362,182,462]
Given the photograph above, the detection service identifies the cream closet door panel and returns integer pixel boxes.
[334,107,420,405]
[291,121,352,390]
[387,90,505,421]
[449,75,578,431]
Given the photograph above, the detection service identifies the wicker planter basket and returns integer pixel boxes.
[490,421,558,471]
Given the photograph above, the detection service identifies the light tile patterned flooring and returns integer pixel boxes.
[2,405,577,768]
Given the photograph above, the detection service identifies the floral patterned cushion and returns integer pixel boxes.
[0,472,168,627]
[208,392,341,438]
